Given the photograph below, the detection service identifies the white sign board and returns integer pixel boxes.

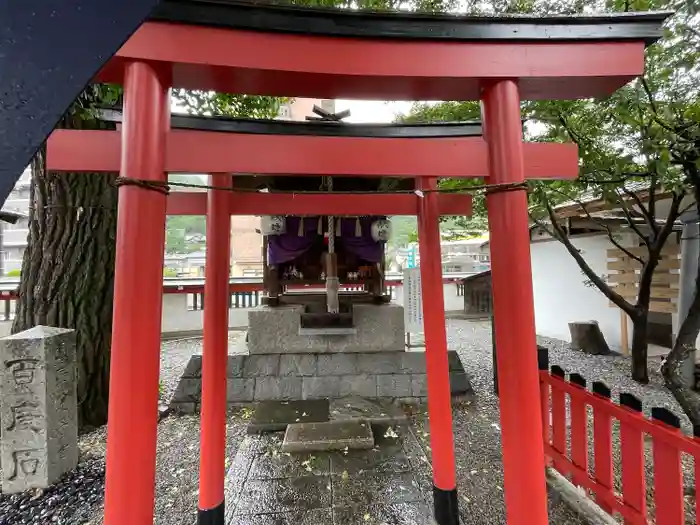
[403,267,424,333]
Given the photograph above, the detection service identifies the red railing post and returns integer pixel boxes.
[550,366,568,475]
[568,373,589,488]
[619,393,647,524]
[591,381,614,514]
[651,407,684,525]
[538,350,551,466]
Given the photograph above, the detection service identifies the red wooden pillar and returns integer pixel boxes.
[417,177,459,525]
[482,79,548,525]
[104,61,170,525]
[198,174,232,524]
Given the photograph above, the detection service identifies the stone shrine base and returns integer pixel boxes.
[247,304,405,354]
[170,350,471,412]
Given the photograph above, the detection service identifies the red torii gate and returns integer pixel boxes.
[44,3,667,525]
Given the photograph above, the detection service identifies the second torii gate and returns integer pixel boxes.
[49,107,576,525]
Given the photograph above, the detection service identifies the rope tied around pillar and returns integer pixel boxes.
[114,176,170,195]
[483,181,530,196]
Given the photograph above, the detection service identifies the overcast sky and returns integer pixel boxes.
[335,100,414,123]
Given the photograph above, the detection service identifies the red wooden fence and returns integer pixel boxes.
[539,355,700,524]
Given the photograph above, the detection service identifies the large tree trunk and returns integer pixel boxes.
[662,258,700,426]
[630,314,649,384]
[13,117,118,429]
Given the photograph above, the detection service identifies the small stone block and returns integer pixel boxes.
[410,374,428,397]
[449,372,472,395]
[171,378,202,403]
[447,351,463,372]
[338,375,377,398]
[182,355,202,377]
[282,420,374,453]
[227,379,255,403]
[317,354,358,376]
[377,375,412,398]
[279,355,317,376]
[302,377,342,399]
[248,399,330,433]
[243,355,280,377]
[356,353,401,375]
[400,352,427,374]
[254,377,302,401]
[227,355,246,378]
[170,402,197,415]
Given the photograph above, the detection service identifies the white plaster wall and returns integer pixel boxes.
[530,235,623,349]
[160,283,464,337]
[0,284,464,340]
[160,294,254,336]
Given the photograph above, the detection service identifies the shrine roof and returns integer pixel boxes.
[151,1,671,45]
[99,109,484,138]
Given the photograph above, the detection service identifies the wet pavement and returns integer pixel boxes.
[224,423,439,525]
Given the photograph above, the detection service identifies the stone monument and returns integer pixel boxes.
[0,326,78,493]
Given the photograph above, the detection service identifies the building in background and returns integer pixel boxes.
[229,98,335,277]
[0,168,31,275]
[393,235,491,274]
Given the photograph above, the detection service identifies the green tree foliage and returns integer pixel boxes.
[174,92,285,119]
[165,175,207,254]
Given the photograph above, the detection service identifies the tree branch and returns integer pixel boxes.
[620,186,658,236]
[613,189,652,247]
[651,191,684,254]
[541,199,637,319]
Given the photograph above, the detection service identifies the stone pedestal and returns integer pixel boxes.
[248,304,405,354]
[171,302,473,410]
[0,326,78,493]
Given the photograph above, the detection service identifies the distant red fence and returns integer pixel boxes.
[0,275,466,319]
[539,358,700,524]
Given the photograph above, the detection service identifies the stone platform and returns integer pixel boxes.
[170,350,472,412]
[248,304,405,354]
[224,424,440,524]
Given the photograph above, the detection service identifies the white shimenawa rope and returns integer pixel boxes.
[326,176,339,314]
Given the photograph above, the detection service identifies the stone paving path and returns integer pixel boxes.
[224,424,438,525]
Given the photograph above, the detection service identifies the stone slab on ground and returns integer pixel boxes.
[329,397,409,425]
[225,425,437,525]
[247,399,330,434]
[0,326,78,494]
[282,420,374,453]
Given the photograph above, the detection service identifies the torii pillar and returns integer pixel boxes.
[198,174,232,523]
[103,61,171,524]
[417,176,459,524]
[482,80,549,525]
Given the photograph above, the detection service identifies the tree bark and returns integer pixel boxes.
[12,116,118,429]
[630,312,649,383]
